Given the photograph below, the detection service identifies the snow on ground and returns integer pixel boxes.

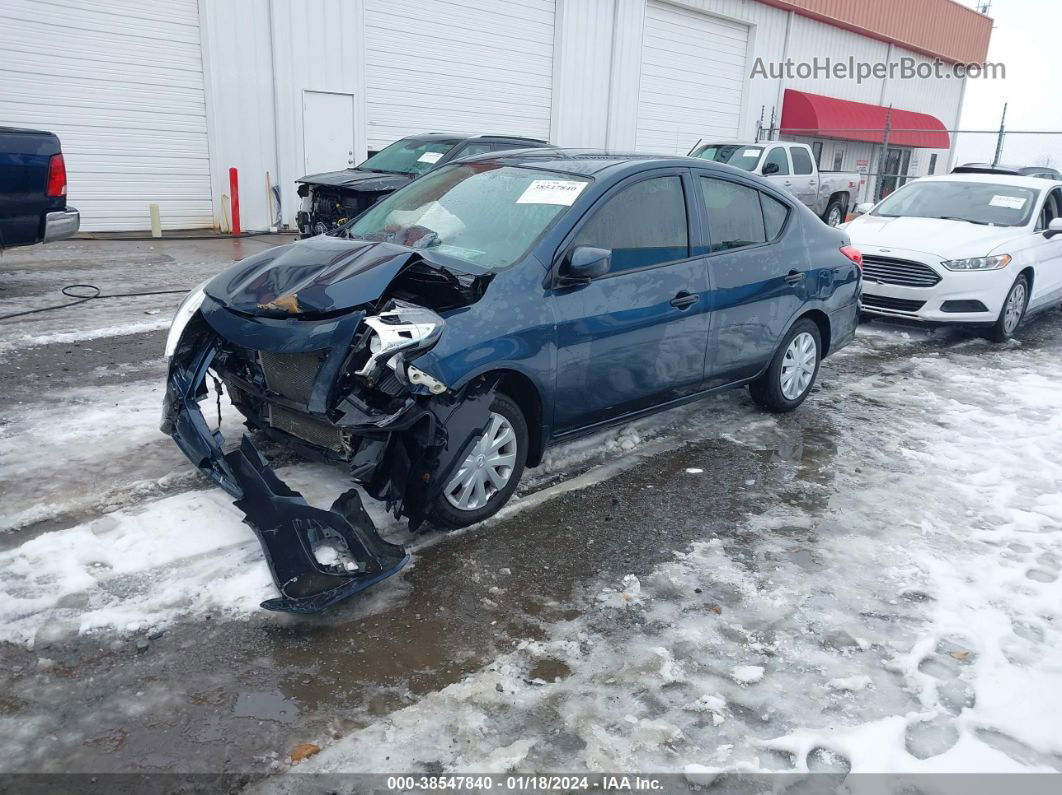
[0,356,758,643]
[0,318,172,354]
[282,331,1062,777]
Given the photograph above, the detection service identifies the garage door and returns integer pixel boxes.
[363,0,555,150]
[0,0,213,231]
[637,1,749,155]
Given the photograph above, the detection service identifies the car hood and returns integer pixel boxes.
[296,168,413,191]
[845,214,1019,258]
[204,235,465,316]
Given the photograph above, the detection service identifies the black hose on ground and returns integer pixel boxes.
[0,284,192,321]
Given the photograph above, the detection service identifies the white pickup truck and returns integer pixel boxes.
[692,141,860,226]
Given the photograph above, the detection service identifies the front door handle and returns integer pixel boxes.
[784,270,806,285]
[670,291,699,309]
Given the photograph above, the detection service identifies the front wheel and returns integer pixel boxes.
[749,319,822,413]
[429,393,528,529]
[985,274,1028,342]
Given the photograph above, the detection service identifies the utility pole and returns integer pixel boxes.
[992,102,1007,166]
[876,106,893,202]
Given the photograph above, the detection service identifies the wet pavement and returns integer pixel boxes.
[2,237,1061,776]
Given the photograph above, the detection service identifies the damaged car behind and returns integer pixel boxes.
[295,132,551,237]
[162,150,862,613]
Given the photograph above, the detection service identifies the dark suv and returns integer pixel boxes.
[295,132,551,236]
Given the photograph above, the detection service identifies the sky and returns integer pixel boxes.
[953,0,1062,167]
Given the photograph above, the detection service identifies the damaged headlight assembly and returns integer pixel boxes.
[163,280,209,360]
[357,303,449,393]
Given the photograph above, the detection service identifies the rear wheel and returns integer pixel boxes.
[749,319,822,413]
[986,274,1028,342]
[429,393,528,529]
[824,198,846,227]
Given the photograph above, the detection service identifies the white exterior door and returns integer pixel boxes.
[636,1,749,155]
[362,0,555,151]
[0,0,213,231]
[302,91,355,176]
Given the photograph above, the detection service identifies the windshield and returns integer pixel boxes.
[872,180,1038,227]
[691,144,763,172]
[359,138,459,176]
[338,164,590,269]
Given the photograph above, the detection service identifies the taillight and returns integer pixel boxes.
[46,154,67,197]
[840,244,863,271]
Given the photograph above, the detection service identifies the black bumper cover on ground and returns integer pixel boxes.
[161,321,412,613]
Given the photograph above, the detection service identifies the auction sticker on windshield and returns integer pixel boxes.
[516,179,587,205]
[418,151,444,164]
[989,194,1027,209]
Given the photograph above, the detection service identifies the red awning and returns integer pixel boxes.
[779,89,950,149]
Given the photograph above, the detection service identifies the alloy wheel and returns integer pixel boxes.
[444,411,518,511]
[827,206,843,226]
[780,332,817,400]
[1003,281,1026,335]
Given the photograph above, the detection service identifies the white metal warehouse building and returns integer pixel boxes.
[0,0,992,232]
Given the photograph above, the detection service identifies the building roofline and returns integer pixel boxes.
[756,0,993,64]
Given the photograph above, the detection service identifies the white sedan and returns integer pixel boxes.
[844,173,1062,340]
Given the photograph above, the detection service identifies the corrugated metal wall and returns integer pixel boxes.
[9,0,971,231]
[362,0,556,150]
[759,0,993,64]
[0,0,213,231]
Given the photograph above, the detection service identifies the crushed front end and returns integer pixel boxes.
[161,252,495,613]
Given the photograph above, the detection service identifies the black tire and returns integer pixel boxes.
[985,274,1029,342]
[749,319,822,413]
[429,393,528,529]
[823,198,846,227]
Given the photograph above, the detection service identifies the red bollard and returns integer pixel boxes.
[228,167,241,236]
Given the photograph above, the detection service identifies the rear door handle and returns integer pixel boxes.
[784,270,806,285]
[670,291,699,309]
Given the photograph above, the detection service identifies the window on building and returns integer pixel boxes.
[811,141,823,167]
[833,150,845,171]
[573,176,689,273]
[791,147,814,175]
[763,147,790,175]
[928,153,938,175]
[700,177,768,252]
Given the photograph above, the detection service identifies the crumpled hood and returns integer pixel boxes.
[296,168,413,191]
[846,214,1020,259]
[205,236,425,316]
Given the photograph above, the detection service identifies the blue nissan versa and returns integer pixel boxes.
[162,149,862,612]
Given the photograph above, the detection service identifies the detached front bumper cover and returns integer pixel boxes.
[161,317,409,613]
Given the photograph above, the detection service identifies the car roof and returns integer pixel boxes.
[913,172,1062,191]
[458,148,736,177]
[403,132,548,145]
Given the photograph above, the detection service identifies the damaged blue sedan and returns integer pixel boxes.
[162,150,861,613]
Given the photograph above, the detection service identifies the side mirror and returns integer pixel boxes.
[560,246,610,284]
[1046,218,1062,239]
[762,162,779,176]
[855,202,875,215]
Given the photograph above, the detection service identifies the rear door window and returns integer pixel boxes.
[700,177,767,251]
[790,147,814,175]
[761,192,790,239]
[572,176,689,273]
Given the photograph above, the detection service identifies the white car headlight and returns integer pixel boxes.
[355,304,445,377]
[164,281,209,360]
[940,254,1012,271]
